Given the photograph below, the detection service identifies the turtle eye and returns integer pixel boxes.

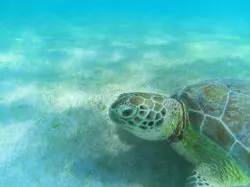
[122,109,133,117]
[118,106,136,118]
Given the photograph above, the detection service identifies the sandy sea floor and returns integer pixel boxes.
[0,17,250,187]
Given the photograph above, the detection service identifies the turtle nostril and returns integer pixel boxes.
[122,109,134,117]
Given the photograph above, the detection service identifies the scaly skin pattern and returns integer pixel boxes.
[171,124,250,186]
[109,92,181,141]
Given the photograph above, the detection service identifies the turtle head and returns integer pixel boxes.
[109,92,183,141]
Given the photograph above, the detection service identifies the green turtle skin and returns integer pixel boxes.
[109,79,250,187]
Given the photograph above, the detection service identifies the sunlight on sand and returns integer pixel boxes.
[0,52,23,66]
[0,120,35,164]
[53,89,89,111]
[187,40,250,60]
[67,48,98,59]
[107,50,125,62]
[2,84,39,104]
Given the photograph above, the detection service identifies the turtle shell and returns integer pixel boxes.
[172,79,250,171]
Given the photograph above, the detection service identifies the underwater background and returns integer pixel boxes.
[0,0,250,186]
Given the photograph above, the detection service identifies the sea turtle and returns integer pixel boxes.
[109,79,250,187]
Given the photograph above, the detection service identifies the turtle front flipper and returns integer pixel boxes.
[185,171,216,187]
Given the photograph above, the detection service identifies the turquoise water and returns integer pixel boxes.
[0,1,250,187]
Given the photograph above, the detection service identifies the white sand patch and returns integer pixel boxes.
[53,90,89,111]
[187,41,239,59]
[58,47,99,72]
[0,120,35,164]
[0,51,24,66]
[108,51,124,62]
[67,48,98,59]
[2,84,39,104]
[236,45,250,59]
[140,50,177,68]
